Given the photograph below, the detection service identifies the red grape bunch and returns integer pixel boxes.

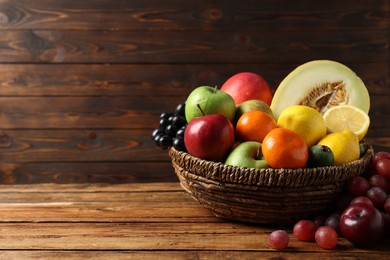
[269,150,390,250]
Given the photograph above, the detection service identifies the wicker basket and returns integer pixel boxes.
[168,143,374,225]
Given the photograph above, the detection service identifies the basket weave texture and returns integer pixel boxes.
[168,143,374,225]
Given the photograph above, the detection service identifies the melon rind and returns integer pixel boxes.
[270,60,370,120]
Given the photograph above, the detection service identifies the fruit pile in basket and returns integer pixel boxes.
[152,60,372,169]
[151,59,390,249]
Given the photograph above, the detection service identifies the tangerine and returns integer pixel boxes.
[262,128,308,169]
[236,110,278,142]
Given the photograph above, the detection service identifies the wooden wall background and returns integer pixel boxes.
[0,0,388,184]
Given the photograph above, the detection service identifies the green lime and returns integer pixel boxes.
[307,144,335,168]
[359,143,368,158]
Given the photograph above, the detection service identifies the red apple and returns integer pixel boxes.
[220,72,273,105]
[184,114,235,162]
[340,203,383,247]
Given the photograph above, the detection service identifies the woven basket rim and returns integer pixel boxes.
[168,142,374,187]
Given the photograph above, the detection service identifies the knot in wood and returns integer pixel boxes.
[0,12,9,25]
[88,131,97,140]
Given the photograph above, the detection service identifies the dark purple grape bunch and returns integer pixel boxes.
[151,102,187,151]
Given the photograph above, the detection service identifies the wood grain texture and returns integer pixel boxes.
[0,251,389,260]
[0,0,388,30]
[0,162,176,184]
[0,182,387,258]
[0,29,387,63]
[0,130,166,162]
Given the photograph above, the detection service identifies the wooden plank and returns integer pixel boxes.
[0,29,387,63]
[365,128,390,153]
[0,0,388,30]
[0,191,192,204]
[0,182,182,192]
[0,162,176,184]
[0,63,387,96]
[0,251,389,260]
[0,129,169,162]
[0,222,388,252]
[0,201,218,223]
[0,223,305,250]
[0,96,180,129]
[0,182,213,222]
[0,194,217,223]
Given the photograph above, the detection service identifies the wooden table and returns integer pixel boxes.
[0,182,388,259]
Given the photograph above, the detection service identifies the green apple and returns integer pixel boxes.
[225,141,269,169]
[185,86,236,123]
[235,99,274,123]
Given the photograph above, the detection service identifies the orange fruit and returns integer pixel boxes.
[236,110,278,142]
[262,128,308,169]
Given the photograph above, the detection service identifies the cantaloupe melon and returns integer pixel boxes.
[270,60,370,120]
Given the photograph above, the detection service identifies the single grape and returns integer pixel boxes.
[171,115,187,128]
[165,124,178,138]
[372,151,390,166]
[160,111,174,120]
[362,165,377,180]
[366,187,387,208]
[158,135,172,149]
[315,226,338,249]
[151,128,162,140]
[175,103,186,117]
[347,176,371,196]
[173,136,186,152]
[376,159,390,182]
[153,133,164,146]
[369,174,389,193]
[350,196,374,207]
[159,117,170,131]
[313,215,326,228]
[176,125,186,138]
[293,220,317,241]
[325,213,341,235]
[385,197,390,215]
[269,230,290,250]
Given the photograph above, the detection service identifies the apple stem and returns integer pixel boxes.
[196,104,206,116]
[213,86,218,93]
[256,147,261,160]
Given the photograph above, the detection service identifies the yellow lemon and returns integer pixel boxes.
[323,105,370,141]
[318,130,360,165]
[277,105,327,147]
